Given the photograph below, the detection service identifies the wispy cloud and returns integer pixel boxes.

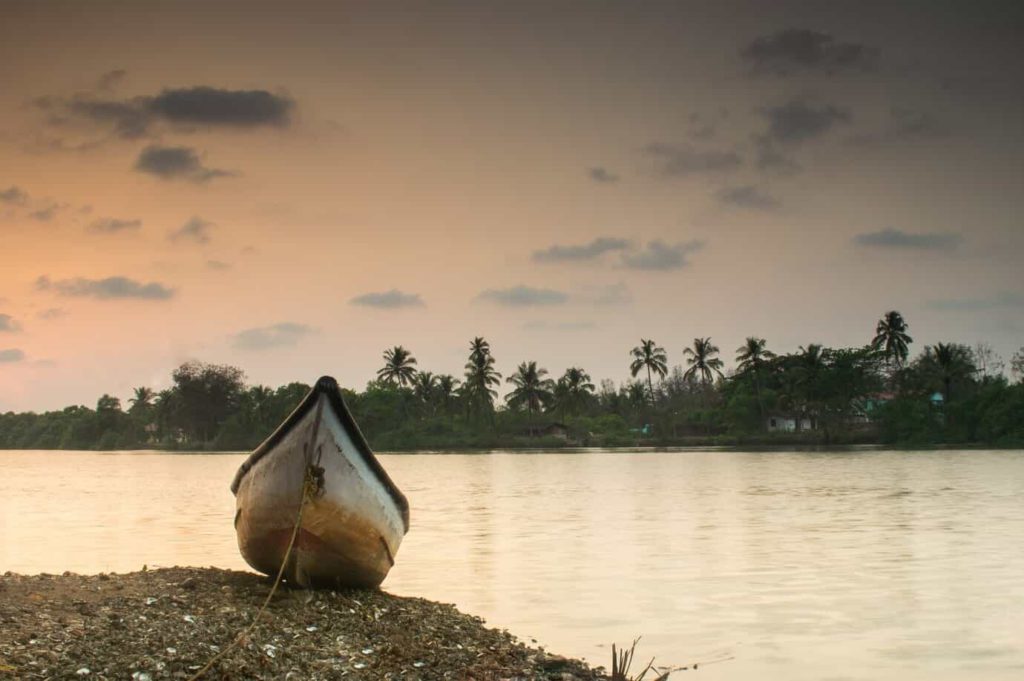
[927,292,1024,311]
[846,108,947,146]
[643,143,741,176]
[533,237,631,263]
[621,240,704,271]
[169,217,213,244]
[35,275,175,300]
[206,260,231,271]
[134,145,233,183]
[37,308,66,319]
[0,186,28,204]
[523,320,597,331]
[477,286,569,307]
[231,322,315,350]
[759,100,850,144]
[854,228,962,252]
[0,314,21,332]
[588,167,620,183]
[742,28,877,76]
[350,289,425,309]
[0,348,25,363]
[88,217,142,233]
[580,282,632,306]
[716,185,780,210]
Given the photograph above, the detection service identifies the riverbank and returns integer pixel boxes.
[0,567,604,680]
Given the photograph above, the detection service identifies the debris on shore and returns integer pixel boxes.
[0,567,605,680]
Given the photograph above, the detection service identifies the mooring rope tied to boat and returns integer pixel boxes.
[186,461,322,681]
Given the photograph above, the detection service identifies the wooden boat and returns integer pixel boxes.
[230,376,409,588]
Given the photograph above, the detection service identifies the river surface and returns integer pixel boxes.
[1,448,1022,679]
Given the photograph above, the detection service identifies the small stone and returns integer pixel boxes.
[144,597,157,605]
[75,668,90,676]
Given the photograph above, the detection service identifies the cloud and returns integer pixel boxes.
[0,186,28,204]
[716,185,780,210]
[621,240,704,271]
[349,289,425,309]
[96,69,127,92]
[133,145,233,182]
[28,204,59,221]
[206,260,231,271]
[854,228,962,252]
[88,217,142,233]
[477,286,569,307]
[35,275,175,300]
[37,307,66,319]
[148,86,293,127]
[0,314,20,332]
[37,85,294,139]
[846,108,946,146]
[0,349,25,363]
[169,216,214,244]
[759,100,850,144]
[588,167,620,183]
[532,237,631,263]
[523,321,597,331]
[927,292,1024,311]
[581,282,633,306]
[643,143,741,176]
[742,29,877,75]
[231,322,315,350]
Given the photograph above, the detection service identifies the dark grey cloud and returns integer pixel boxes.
[37,85,294,139]
[134,146,233,182]
[759,100,850,144]
[349,289,425,309]
[621,240,704,271]
[854,228,962,252]
[35,275,175,300]
[231,322,315,351]
[148,87,293,127]
[88,217,142,233]
[742,29,877,76]
[477,286,569,307]
[927,292,1024,311]
[0,314,20,332]
[96,69,127,92]
[533,237,630,263]
[169,217,214,244]
[588,167,620,183]
[644,143,741,176]
[716,185,780,210]
[0,348,25,363]
[847,108,946,146]
[0,186,28,204]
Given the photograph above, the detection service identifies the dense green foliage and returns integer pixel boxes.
[2,317,1022,451]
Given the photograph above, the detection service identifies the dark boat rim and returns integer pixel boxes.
[230,376,410,533]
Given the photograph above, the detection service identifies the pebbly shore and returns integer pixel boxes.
[0,567,606,680]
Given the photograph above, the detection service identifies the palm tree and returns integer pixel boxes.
[629,339,668,405]
[435,374,461,418]
[924,342,975,402]
[377,345,418,387]
[735,337,775,422]
[128,386,155,414]
[248,385,273,427]
[505,362,554,427]
[552,367,596,419]
[790,344,827,430]
[464,336,501,416]
[683,337,725,385]
[413,372,438,413]
[872,311,913,368]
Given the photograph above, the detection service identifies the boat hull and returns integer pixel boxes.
[232,378,408,588]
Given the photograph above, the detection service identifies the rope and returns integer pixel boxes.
[187,467,320,681]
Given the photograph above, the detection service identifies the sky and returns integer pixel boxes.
[1,1,1022,412]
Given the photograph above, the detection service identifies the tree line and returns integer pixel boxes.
[2,311,1023,450]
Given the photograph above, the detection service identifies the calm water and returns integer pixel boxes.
[2,449,1023,680]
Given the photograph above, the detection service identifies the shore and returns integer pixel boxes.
[0,567,604,680]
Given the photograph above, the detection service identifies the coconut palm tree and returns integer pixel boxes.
[413,371,438,413]
[552,367,596,419]
[377,345,418,387]
[629,339,668,405]
[735,337,775,422]
[683,337,724,385]
[505,362,554,427]
[464,336,501,415]
[872,310,913,368]
[923,342,975,402]
[128,386,155,414]
[435,374,461,416]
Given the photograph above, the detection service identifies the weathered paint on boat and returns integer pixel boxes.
[231,376,409,588]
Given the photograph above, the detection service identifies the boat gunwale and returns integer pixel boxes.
[229,376,410,533]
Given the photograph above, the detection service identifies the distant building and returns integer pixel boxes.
[524,422,571,440]
[766,413,813,432]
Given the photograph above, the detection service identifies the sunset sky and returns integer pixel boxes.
[1,1,1022,412]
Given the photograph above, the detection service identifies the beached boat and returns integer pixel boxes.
[230,376,409,588]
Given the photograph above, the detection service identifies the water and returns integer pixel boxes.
[2,449,1023,679]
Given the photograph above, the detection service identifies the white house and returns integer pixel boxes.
[766,414,814,432]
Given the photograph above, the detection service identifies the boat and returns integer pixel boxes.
[230,376,409,588]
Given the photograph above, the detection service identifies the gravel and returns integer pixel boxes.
[0,567,606,680]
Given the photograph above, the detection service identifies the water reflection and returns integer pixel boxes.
[2,449,1023,680]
